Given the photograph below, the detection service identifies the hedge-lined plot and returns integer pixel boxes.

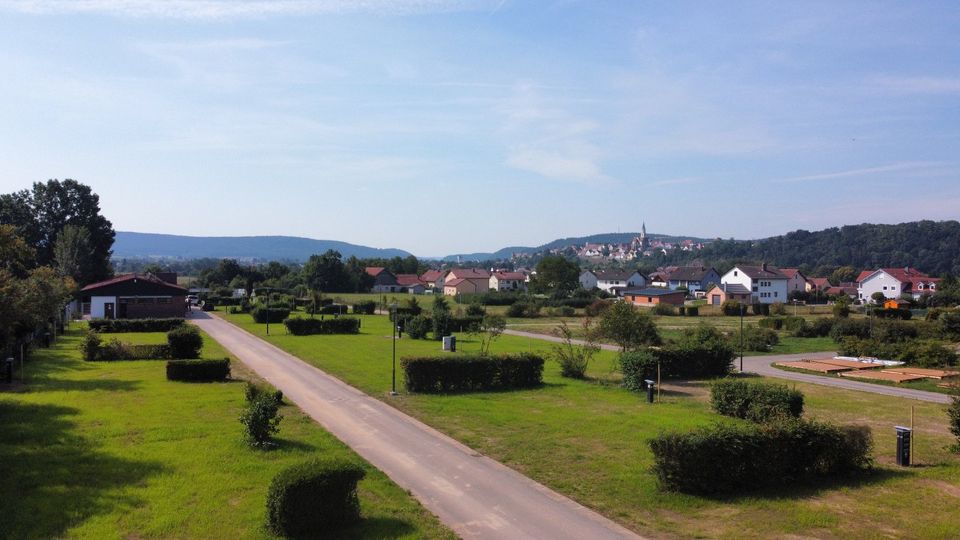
[401,354,544,393]
[87,318,184,333]
[283,317,360,335]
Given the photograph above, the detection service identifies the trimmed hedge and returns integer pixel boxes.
[87,318,184,333]
[711,379,804,422]
[352,301,376,315]
[82,332,172,361]
[251,307,290,324]
[619,327,735,387]
[401,353,544,393]
[283,317,361,335]
[166,358,231,381]
[649,419,873,495]
[721,300,742,316]
[838,337,958,367]
[167,325,203,359]
[266,458,366,537]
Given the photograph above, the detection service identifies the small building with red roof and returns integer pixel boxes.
[489,271,528,292]
[779,268,811,294]
[395,274,427,294]
[365,267,400,293]
[80,273,187,319]
[857,267,939,302]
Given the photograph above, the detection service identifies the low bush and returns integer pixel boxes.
[649,419,873,494]
[619,325,735,386]
[652,303,676,316]
[735,326,780,352]
[792,317,835,338]
[266,458,366,537]
[551,322,600,379]
[874,307,912,320]
[769,302,787,316]
[751,303,770,316]
[401,353,544,393]
[87,318,184,333]
[465,303,486,317]
[832,302,850,318]
[404,315,431,339]
[838,337,958,367]
[584,299,612,317]
[685,305,699,317]
[711,379,804,422]
[352,301,377,315]
[782,316,807,332]
[721,300,742,316]
[240,391,283,447]
[166,358,231,381]
[506,301,541,318]
[167,325,203,359]
[944,311,960,340]
[283,317,360,335]
[948,394,960,453]
[252,307,291,324]
[757,317,783,330]
[100,340,171,361]
[619,350,657,392]
[81,331,102,361]
[245,381,284,405]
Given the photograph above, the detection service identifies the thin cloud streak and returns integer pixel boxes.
[774,162,948,183]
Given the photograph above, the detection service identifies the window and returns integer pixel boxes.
[774,292,778,298]
[734,271,738,276]
[883,286,887,290]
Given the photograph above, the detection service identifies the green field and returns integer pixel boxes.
[221,310,960,539]
[0,325,453,539]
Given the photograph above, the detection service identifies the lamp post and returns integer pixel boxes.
[739,303,745,373]
[390,302,398,396]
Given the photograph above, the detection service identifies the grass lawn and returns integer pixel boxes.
[0,324,453,539]
[221,310,960,539]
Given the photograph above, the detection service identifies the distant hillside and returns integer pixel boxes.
[113,232,412,261]
[442,233,711,262]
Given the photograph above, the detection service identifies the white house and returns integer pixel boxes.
[780,269,811,295]
[593,270,646,296]
[720,264,789,304]
[856,267,939,302]
[489,271,527,292]
[579,270,598,289]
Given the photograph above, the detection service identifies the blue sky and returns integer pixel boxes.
[0,0,958,256]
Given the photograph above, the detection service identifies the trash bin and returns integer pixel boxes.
[644,379,656,403]
[896,426,911,466]
[442,336,456,352]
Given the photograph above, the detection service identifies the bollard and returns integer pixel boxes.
[895,426,912,466]
[644,379,655,403]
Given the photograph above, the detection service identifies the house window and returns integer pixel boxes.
[734,271,738,276]
[774,292,778,298]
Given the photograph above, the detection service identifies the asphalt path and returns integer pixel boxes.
[191,312,643,540]
[503,329,952,404]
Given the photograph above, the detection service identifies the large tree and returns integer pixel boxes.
[530,255,580,294]
[301,250,353,293]
[0,179,115,284]
[598,301,661,352]
[52,224,92,284]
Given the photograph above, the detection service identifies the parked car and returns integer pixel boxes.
[186,295,200,305]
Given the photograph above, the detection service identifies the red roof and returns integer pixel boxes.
[448,268,490,280]
[492,271,526,281]
[81,273,187,293]
[780,268,805,280]
[445,278,466,287]
[809,277,831,289]
[859,268,931,285]
[365,267,387,277]
[420,269,445,282]
[395,274,425,287]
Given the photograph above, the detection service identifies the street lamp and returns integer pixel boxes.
[739,303,745,373]
[390,302,398,396]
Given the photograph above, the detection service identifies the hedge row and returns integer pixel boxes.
[252,307,291,324]
[619,328,735,389]
[649,419,873,494]
[87,318,184,333]
[838,337,958,367]
[283,317,361,335]
[86,339,171,361]
[757,316,806,331]
[710,379,804,422]
[266,458,366,536]
[401,353,544,393]
[352,301,376,314]
[166,358,231,381]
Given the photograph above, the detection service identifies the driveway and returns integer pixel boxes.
[190,312,643,540]
[504,330,952,405]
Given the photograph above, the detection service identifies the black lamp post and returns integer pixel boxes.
[390,302,398,396]
[739,303,745,373]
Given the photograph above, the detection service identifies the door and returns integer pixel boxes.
[104,302,115,319]
[118,302,128,318]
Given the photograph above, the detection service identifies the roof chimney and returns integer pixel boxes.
[761,262,768,271]
[904,266,909,274]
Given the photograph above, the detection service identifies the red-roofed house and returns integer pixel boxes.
[780,268,811,294]
[489,271,528,292]
[366,267,400,293]
[857,267,940,302]
[80,273,187,319]
[420,269,447,290]
[442,269,490,295]
[395,274,427,294]
[808,277,831,292]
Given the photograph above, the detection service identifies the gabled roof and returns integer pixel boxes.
[731,265,788,279]
[858,267,931,285]
[395,274,425,287]
[365,267,388,277]
[595,269,642,281]
[707,283,751,295]
[668,266,717,282]
[809,277,831,288]
[420,269,446,282]
[622,287,685,296]
[448,268,490,279]
[492,271,526,281]
[81,273,187,294]
[780,268,807,281]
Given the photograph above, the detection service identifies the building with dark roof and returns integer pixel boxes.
[720,264,789,304]
[665,266,721,293]
[80,273,187,319]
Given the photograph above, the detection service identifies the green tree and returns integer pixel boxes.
[871,291,886,304]
[0,224,35,277]
[830,266,858,285]
[530,255,580,294]
[301,250,353,293]
[598,301,661,351]
[52,225,92,283]
[431,296,452,340]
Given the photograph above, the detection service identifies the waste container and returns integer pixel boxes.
[644,379,656,403]
[442,336,456,352]
[896,426,912,466]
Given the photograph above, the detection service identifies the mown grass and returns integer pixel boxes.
[221,310,960,539]
[0,324,453,539]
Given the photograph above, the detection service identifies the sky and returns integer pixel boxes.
[0,0,958,257]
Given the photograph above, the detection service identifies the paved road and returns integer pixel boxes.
[191,312,643,540]
[504,329,952,404]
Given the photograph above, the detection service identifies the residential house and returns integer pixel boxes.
[366,267,400,293]
[720,264,789,304]
[419,269,447,290]
[705,283,752,306]
[808,277,831,293]
[856,267,940,302]
[79,273,187,319]
[395,274,427,294]
[490,271,528,292]
[780,268,811,295]
[622,287,686,307]
[579,270,598,289]
[593,270,646,296]
[666,266,721,293]
[443,268,491,296]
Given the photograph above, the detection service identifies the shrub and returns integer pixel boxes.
[266,458,366,537]
[166,358,231,381]
[598,301,661,351]
[941,311,960,340]
[751,303,769,316]
[283,317,360,336]
[710,379,804,422]
[757,317,783,330]
[837,337,958,367]
[506,301,541,318]
[874,307,912,320]
[735,326,779,352]
[401,353,544,393]
[352,301,376,315]
[782,316,807,332]
[685,305,699,317]
[649,419,873,494]
[619,350,657,392]
[721,300,742,316]
[769,302,787,316]
[465,303,486,317]
[618,325,735,386]
[240,392,283,447]
[245,381,284,405]
[948,394,960,453]
[652,303,676,316]
[405,315,431,339]
[829,318,872,341]
[252,307,290,324]
[81,331,102,361]
[584,299,612,317]
[87,318,184,333]
[551,321,600,379]
[167,325,203,359]
[832,302,850,318]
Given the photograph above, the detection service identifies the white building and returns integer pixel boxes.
[720,264,789,304]
[856,267,939,302]
[489,271,528,292]
[593,270,646,296]
[579,270,598,289]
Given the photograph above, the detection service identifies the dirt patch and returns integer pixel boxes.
[924,479,960,498]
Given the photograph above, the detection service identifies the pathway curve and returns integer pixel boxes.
[504,329,951,404]
[191,312,643,540]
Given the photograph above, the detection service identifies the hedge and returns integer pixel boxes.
[721,300,742,316]
[757,317,783,330]
[405,315,431,339]
[167,325,203,359]
[710,379,804,422]
[251,307,291,324]
[873,307,912,320]
[791,317,835,338]
[266,457,366,537]
[751,303,770,316]
[401,353,544,393]
[166,358,231,381]
[283,317,361,335]
[838,337,958,367]
[87,318,184,333]
[90,340,171,361]
[649,419,873,494]
[618,327,734,388]
[352,301,376,315]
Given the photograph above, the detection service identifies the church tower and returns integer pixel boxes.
[640,222,648,249]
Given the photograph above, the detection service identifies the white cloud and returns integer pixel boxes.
[871,75,960,95]
[0,0,491,18]
[506,147,609,185]
[774,161,948,183]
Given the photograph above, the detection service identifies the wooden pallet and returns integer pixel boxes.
[776,361,851,373]
[816,358,886,370]
[840,370,926,383]
[882,367,960,380]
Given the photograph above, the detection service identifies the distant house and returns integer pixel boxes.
[780,268,811,294]
[79,273,187,319]
[490,271,527,292]
[666,266,721,293]
[622,287,686,307]
[593,270,646,296]
[445,268,491,282]
[720,264,789,304]
[366,267,400,293]
[420,269,447,290]
[579,270,598,289]
[808,277,831,292]
[395,274,427,294]
[884,298,911,309]
[705,283,752,306]
[443,268,491,296]
[857,267,939,302]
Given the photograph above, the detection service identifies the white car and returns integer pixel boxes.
[186,295,200,306]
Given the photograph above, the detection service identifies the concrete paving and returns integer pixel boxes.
[191,312,644,540]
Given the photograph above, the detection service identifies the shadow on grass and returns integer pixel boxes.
[269,437,318,453]
[297,516,417,540]
[0,401,166,539]
[706,467,908,503]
